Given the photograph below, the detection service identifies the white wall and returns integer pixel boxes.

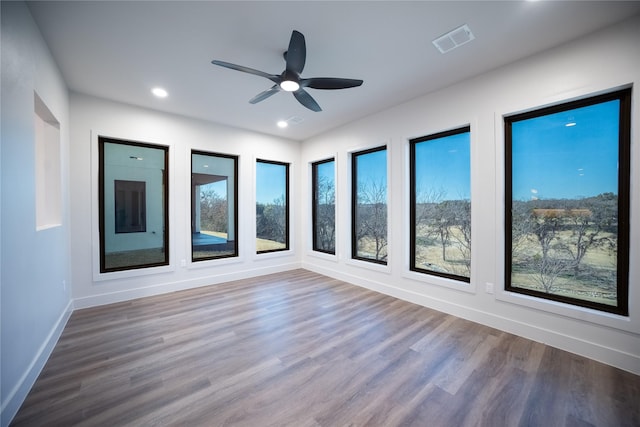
[0,2,72,425]
[69,93,302,308]
[301,15,640,375]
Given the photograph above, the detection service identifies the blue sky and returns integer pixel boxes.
[414,132,470,202]
[202,180,227,198]
[512,100,619,201]
[356,148,387,189]
[316,160,334,185]
[256,161,286,204]
[256,100,618,206]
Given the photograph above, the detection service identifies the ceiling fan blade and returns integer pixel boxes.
[293,88,321,112]
[301,77,364,90]
[211,60,280,84]
[249,85,281,104]
[285,30,306,75]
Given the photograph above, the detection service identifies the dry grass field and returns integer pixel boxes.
[414,226,469,277]
[256,238,286,252]
[512,230,617,305]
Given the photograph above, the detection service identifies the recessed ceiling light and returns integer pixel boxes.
[152,87,168,98]
[277,116,303,128]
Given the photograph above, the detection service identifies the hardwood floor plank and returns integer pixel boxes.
[11,269,640,427]
[519,347,575,427]
[475,366,531,427]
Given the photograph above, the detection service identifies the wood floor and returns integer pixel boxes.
[12,269,640,426]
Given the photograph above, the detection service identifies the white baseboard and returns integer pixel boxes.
[303,262,640,376]
[1,299,74,427]
[74,262,302,309]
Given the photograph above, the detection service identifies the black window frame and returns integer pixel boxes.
[191,150,239,262]
[504,88,630,316]
[256,159,290,254]
[98,136,169,273]
[312,158,336,255]
[351,145,388,265]
[409,126,471,283]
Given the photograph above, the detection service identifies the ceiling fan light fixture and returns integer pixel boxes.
[151,87,168,98]
[280,80,300,92]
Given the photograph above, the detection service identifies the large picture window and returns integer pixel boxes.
[256,159,289,253]
[312,158,336,254]
[352,146,387,264]
[410,127,471,282]
[191,151,238,261]
[99,137,169,273]
[505,88,630,315]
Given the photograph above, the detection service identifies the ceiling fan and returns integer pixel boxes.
[211,30,363,112]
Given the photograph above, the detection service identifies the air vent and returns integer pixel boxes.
[287,116,304,125]
[432,24,475,54]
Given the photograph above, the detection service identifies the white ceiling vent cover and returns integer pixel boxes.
[287,116,304,125]
[432,24,475,54]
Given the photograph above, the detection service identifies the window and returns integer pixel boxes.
[505,88,630,315]
[352,146,387,264]
[99,137,169,273]
[256,159,289,253]
[312,158,336,254]
[410,127,471,282]
[191,151,238,261]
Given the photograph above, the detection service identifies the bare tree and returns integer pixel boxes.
[511,201,534,259]
[315,174,335,252]
[559,194,617,274]
[528,209,569,292]
[256,195,286,243]
[414,186,471,276]
[511,194,619,300]
[450,199,471,274]
[433,202,454,261]
[529,252,569,293]
[414,185,446,226]
[356,179,387,261]
[531,211,562,259]
[200,187,227,233]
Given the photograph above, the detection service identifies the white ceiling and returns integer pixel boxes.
[27,1,640,141]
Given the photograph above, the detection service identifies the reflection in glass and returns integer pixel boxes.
[410,127,471,282]
[115,180,146,233]
[256,160,289,253]
[99,138,168,272]
[191,151,238,261]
